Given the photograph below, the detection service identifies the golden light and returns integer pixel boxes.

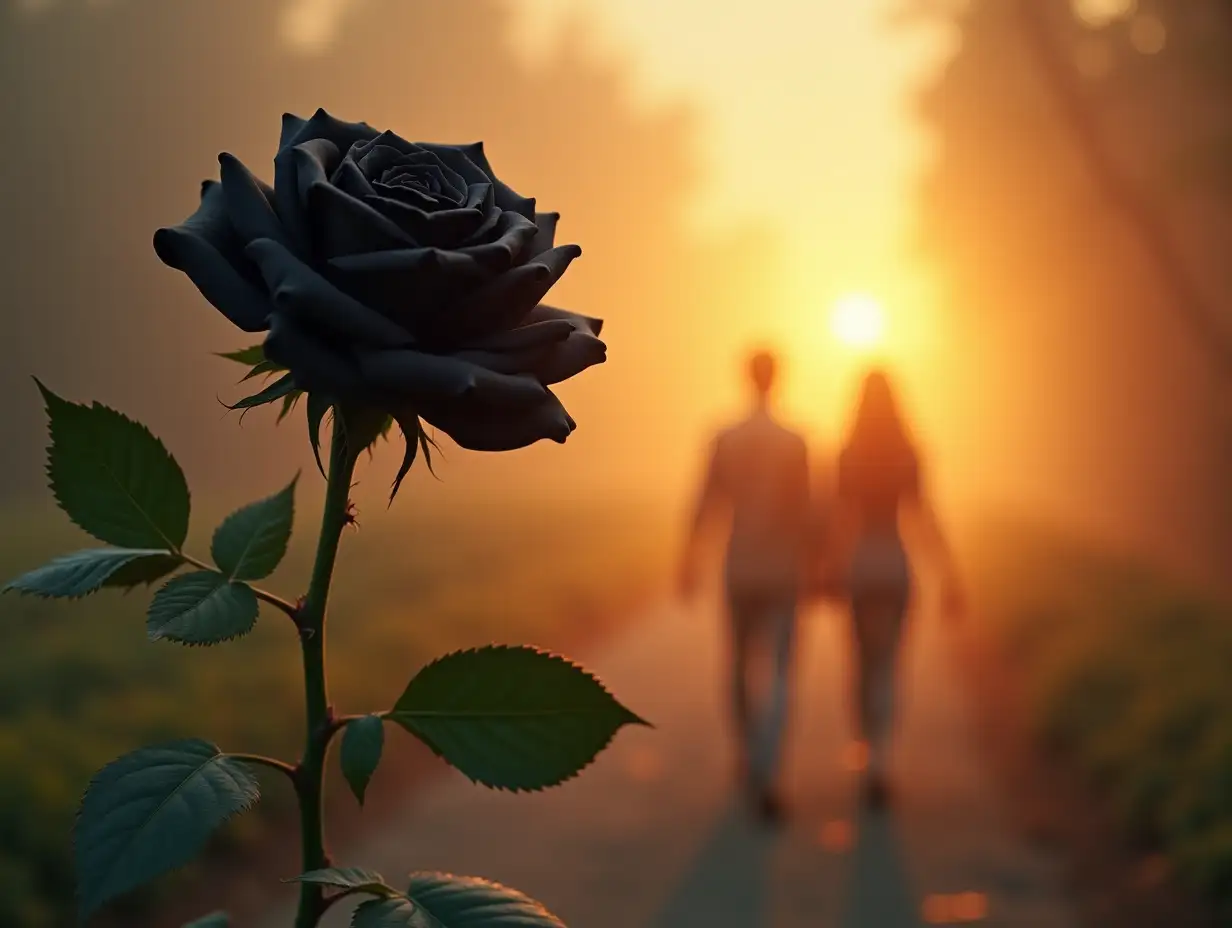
[830,293,886,348]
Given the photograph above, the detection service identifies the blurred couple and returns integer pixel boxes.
[679,349,964,824]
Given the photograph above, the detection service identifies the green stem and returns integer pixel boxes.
[293,415,359,928]
[227,752,298,780]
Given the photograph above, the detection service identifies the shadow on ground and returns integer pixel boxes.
[648,802,774,926]
[648,799,923,927]
[839,806,923,927]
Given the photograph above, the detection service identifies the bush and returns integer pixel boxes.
[965,520,1232,909]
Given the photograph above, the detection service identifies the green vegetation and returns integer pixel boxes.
[0,495,671,928]
[966,520,1232,914]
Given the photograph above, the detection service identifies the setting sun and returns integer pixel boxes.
[830,293,886,348]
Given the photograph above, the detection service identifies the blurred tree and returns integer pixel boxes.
[902,0,1232,589]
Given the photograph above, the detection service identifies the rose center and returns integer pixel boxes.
[382,165,440,195]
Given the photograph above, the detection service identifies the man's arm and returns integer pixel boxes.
[679,436,726,599]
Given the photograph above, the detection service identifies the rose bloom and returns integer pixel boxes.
[155,109,605,455]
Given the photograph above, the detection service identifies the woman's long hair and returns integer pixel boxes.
[842,368,917,478]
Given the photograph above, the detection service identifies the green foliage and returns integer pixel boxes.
[390,415,421,503]
[216,346,265,366]
[74,739,260,920]
[387,645,647,791]
[336,406,393,461]
[0,497,671,927]
[351,897,419,927]
[210,478,297,581]
[36,380,191,551]
[970,522,1232,911]
[241,359,285,382]
[306,394,332,477]
[3,548,179,599]
[226,373,297,412]
[340,715,385,806]
[277,390,305,424]
[16,371,658,927]
[146,571,259,645]
[289,867,395,897]
[400,872,565,927]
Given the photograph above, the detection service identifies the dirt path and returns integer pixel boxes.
[253,596,1078,927]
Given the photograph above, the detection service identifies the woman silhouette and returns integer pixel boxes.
[831,368,963,807]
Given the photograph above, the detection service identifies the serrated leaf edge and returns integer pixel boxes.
[146,571,260,647]
[385,644,649,794]
[2,548,179,600]
[74,740,260,919]
[35,378,191,552]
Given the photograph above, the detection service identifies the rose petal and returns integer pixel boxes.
[358,349,547,406]
[331,158,377,200]
[218,153,289,249]
[525,303,604,337]
[469,318,575,351]
[420,390,576,451]
[389,162,466,204]
[451,347,553,375]
[279,108,379,156]
[528,211,559,258]
[348,130,424,161]
[354,142,441,181]
[361,194,487,247]
[463,183,504,245]
[455,310,605,376]
[153,180,272,332]
[441,244,581,342]
[273,137,340,257]
[328,247,491,324]
[306,180,417,260]
[263,310,367,400]
[245,238,412,348]
[422,142,537,220]
[415,143,489,187]
[465,183,493,210]
[369,183,445,212]
[455,211,539,271]
[530,331,607,385]
[350,137,465,200]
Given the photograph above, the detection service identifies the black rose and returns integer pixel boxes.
[154,108,604,454]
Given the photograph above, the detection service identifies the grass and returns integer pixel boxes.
[0,491,674,928]
[963,518,1232,916]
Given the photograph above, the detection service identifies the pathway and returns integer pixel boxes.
[256,595,1077,927]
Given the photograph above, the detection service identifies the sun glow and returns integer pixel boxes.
[830,293,886,349]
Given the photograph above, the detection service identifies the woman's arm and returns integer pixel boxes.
[901,490,966,620]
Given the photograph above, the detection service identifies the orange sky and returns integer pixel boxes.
[8,0,976,514]
[505,1,963,452]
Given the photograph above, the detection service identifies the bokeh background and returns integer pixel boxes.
[2,0,1232,925]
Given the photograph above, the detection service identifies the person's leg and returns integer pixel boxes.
[754,599,796,781]
[853,591,907,804]
[726,595,755,786]
[748,596,797,820]
[850,592,879,735]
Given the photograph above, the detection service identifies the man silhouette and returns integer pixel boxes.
[679,349,810,823]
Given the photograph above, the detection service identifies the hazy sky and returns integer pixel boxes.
[5,0,962,501]
[272,0,955,334]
